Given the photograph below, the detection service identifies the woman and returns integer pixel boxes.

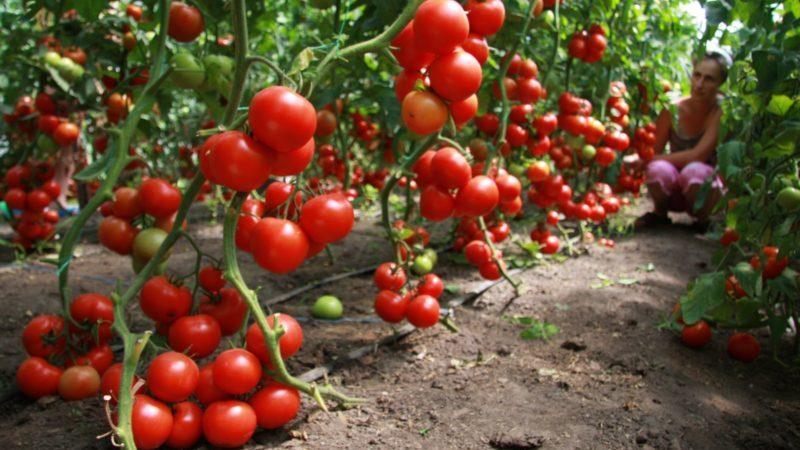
[635,50,731,230]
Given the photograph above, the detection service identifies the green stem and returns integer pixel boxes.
[247,55,293,87]
[478,217,521,294]
[222,0,250,125]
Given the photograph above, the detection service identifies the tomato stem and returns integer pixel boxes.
[477,216,521,295]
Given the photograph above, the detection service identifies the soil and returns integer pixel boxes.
[0,206,799,450]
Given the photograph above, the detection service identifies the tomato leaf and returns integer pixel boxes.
[680,271,725,325]
[288,47,314,75]
[731,262,760,299]
[766,95,794,116]
[74,145,114,181]
[69,0,105,20]
[716,140,746,179]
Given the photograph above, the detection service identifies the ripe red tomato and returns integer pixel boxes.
[465,0,505,36]
[167,401,203,449]
[68,344,114,375]
[479,261,502,280]
[16,356,62,398]
[413,0,469,55]
[140,276,191,324]
[112,187,143,219]
[420,185,455,221]
[35,92,56,114]
[213,349,262,395]
[22,314,66,357]
[263,182,295,212]
[374,290,409,323]
[315,109,338,137]
[250,383,301,429]
[489,221,511,242]
[595,146,616,167]
[42,179,61,199]
[146,352,199,403]
[70,293,114,344]
[681,320,712,348]
[98,216,137,255]
[168,314,222,358]
[195,364,231,405]
[132,395,174,450]
[199,288,247,336]
[4,188,26,210]
[533,112,558,136]
[401,90,447,135]
[202,400,257,448]
[541,235,560,254]
[299,194,354,244]
[727,332,760,363]
[394,69,427,101]
[418,274,444,298]
[461,33,489,65]
[37,114,60,134]
[246,313,303,365]
[455,175,499,217]
[53,122,79,147]
[568,32,587,59]
[406,295,440,328]
[249,86,316,153]
[100,363,141,403]
[450,94,479,125]
[392,22,436,71]
[58,365,100,401]
[493,77,518,100]
[235,214,260,252]
[250,218,309,274]
[374,262,407,291]
[520,58,539,78]
[168,1,204,42]
[4,165,31,187]
[475,113,500,135]
[138,178,181,219]
[428,50,482,102]
[431,147,471,190]
[126,4,143,21]
[719,228,739,246]
[464,240,491,266]
[203,131,272,192]
[199,266,226,293]
[506,123,529,147]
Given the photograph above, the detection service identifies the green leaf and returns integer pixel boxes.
[766,95,794,116]
[681,271,726,325]
[716,141,746,179]
[519,320,560,341]
[731,262,760,299]
[70,0,105,20]
[289,47,314,75]
[73,147,114,182]
[444,284,460,294]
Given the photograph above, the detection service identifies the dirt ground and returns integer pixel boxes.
[0,206,799,450]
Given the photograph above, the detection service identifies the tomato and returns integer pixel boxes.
[312,295,343,319]
[126,4,143,21]
[98,216,137,255]
[58,365,100,401]
[70,293,114,344]
[132,395,174,450]
[168,1,204,42]
[167,401,203,448]
[489,221,511,242]
[68,345,114,375]
[202,131,272,192]
[170,52,206,89]
[235,214,260,252]
[428,50,482,102]
[455,175,499,217]
[533,112,558,136]
[413,0,469,55]
[132,227,168,262]
[391,22,436,71]
[42,180,60,200]
[595,146,616,167]
[199,266,226,293]
[681,320,712,348]
[138,178,181,219]
[22,314,65,357]
[431,147,471,190]
[568,32,587,59]
[246,313,303,364]
[250,218,309,274]
[249,86,316,153]
[213,349,262,395]
[450,94,479,126]
[53,122,79,147]
[418,274,444,298]
[500,196,523,215]
[4,165,31,187]
[479,261,502,280]
[475,113,499,135]
[195,364,231,405]
[298,194,354,244]
[461,33,489,65]
[315,109,338,137]
[520,58,539,78]
[250,383,301,429]
[406,295,440,328]
[420,185,455,221]
[202,400,257,448]
[168,314,222,358]
[146,352,199,403]
[112,187,143,219]
[140,276,191,324]
[465,0,505,36]
[413,255,434,275]
[401,90,447,135]
[727,332,760,363]
[374,290,408,323]
[265,138,315,176]
[100,363,140,403]
[395,69,426,102]
[464,240,492,266]
[4,188,26,210]
[16,356,62,398]
[38,114,60,134]
[776,186,800,212]
[374,262,407,291]
[493,77,518,100]
[199,288,247,336]
[719,228,739,246]
[541,235,560,254]
[35,92,56,114]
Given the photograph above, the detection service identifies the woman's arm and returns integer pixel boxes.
[655,108,722,169]
[653,108,671,155]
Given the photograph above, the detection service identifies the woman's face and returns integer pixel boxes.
[690,58,723,100]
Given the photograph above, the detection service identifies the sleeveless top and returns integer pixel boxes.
[667,98,721,165]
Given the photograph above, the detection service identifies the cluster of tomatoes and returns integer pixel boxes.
[568,24,608,63]
[2,162,62,249]
[395,0,504,135]
[5,93,81,159]
[606,81,632,128]
[678,318,761,363]
[97,178,182,273]
[233,182,355,275]
[631,122,657,163]
[373,261,445,329]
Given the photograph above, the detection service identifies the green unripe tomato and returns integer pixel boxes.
[412,255,434,275]
[132,228,169,262]
[776,186,800,212]
[423,248,438,267]
[171,52,205,89]
[202,55,234,94]
[37,135,58,154]
[581,145,596,160]
[312,295,343,320]
[508,163,525,177]
[43,51,62,67]
[540,10,555,26]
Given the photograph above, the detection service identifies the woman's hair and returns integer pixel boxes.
[698,50,732,84]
